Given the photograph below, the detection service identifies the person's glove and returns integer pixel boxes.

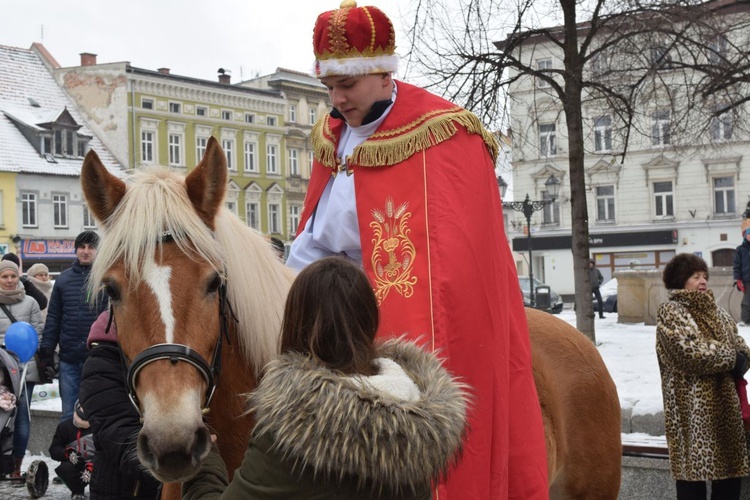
[731,352,748,379]
[36,347,56,383]
[66,447,79,465]
[81,462,93,483]
[737,280,746,293]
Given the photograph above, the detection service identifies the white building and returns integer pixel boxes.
[502,3,750,297]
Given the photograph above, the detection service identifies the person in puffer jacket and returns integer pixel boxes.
[39,230,107,421]
[78,311,161,500]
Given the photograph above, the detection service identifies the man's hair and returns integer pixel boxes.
[75,230,99,250]
[280,257,379,376]
[662,253,709,290]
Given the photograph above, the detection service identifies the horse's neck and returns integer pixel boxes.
[207,334,258,477]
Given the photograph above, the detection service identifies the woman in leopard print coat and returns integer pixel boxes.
[657,253,750,500]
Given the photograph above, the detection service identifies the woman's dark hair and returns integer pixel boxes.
[280,257,379,375]
[662,253,709,290]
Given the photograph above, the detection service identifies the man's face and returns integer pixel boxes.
[320,73,393,127]
[76,243,97,265]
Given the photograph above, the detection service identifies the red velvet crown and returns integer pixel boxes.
[313,1,399,78]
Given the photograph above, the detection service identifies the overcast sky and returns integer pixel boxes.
[0,0,408,82]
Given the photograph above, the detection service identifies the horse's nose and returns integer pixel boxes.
[137,425,212,482]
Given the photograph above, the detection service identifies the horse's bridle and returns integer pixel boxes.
[119,281,234,418]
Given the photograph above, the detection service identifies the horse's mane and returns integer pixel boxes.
[90,167,294,374]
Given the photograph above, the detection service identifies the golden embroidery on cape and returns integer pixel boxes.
[370,197,417,303]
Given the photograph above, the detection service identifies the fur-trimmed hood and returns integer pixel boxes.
[248,338,470,495]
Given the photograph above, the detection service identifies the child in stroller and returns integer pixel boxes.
[0,347,48,498]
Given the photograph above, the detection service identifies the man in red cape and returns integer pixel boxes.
[287,2,549,498]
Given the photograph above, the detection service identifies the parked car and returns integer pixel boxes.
[594,278,618,313]
[518,276,564,314]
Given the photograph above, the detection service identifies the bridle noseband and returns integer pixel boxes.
[120,281,233,418]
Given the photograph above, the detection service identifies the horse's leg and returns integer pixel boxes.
[527,308,622,500]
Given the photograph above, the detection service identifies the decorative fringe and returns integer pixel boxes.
[312,109,499,169]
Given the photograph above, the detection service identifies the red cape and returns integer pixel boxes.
[300,81,548,499]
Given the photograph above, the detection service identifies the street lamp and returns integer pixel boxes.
[498,174,561,307]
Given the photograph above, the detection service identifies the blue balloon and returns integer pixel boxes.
[5,322,39,363]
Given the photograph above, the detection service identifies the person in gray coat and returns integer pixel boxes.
[0,259,44,478]
[589,259,605,319]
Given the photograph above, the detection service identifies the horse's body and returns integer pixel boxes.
[81,137,621,499]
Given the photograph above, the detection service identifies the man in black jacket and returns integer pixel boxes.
[39,231,106,421]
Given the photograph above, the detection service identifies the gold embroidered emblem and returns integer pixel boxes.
[370,197,417,304]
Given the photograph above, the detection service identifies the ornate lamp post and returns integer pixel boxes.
[498,174,561,307]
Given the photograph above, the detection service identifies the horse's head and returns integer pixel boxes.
[81,137,286,483]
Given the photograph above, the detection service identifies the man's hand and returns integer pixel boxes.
[37,347,56,383]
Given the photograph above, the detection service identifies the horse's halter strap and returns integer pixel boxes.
[123,282,232,418]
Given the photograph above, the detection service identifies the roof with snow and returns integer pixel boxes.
[0,44,122,176]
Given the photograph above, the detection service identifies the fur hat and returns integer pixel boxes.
[26,263,49,278]
[0,260,19,276]
[662,253,709,290]
[75,230,99,249]
[312,1,399,78]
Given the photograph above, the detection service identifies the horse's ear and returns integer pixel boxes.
[186,136,227,228]
[81,149,127,226]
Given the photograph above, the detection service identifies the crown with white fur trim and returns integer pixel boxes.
[313,1,398,78]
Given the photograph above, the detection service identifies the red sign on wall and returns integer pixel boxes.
[20,239,76,259]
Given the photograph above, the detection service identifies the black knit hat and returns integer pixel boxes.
[1,253,20,266]
[662,253,709,290]
[75,230,99,249]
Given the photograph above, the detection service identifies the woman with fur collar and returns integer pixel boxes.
[657,253,750,500]
[183,257,470,500]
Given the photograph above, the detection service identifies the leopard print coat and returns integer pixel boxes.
[656,289,750,481]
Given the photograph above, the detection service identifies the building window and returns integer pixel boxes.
[83,204,97,229]
[222,139,235,171]
[196,106,208,117]
[651,110,671,146]
[596,185,615,221]
[42,135,52,155]
[268,203,280,233]
[309,109,317,125]
[244,113,255,124]
[536,58,553,88]
[708,35,728,65]
[289,205,301,235]
[541,191,559,225]
[246,202,259,230]
[289,105,297,123]
[142,98,154,110]
[141,130,154,163]
[22,193,37,227]
[168,134,183,166]
[650,45,672,70]
[225,201,238,215]
[267,144,278,174]
[53,194,68,228]
[169,102,181,113]
[267,116,277,126]
[244,141,257,173]
[594,116,612,152]
[222,110,232,121]
[77,139,88,158]
[308,151,314,171]
[653,181,674,218]
[713,176,735,215]
[288,148,299,176]
[196,136,208,162]
[710,106,733,141]
[539,124,556,156]
[591,52,609,77]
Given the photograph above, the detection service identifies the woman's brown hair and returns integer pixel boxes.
[280,257,379,375]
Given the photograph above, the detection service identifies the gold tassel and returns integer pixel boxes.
[311,109,499,169]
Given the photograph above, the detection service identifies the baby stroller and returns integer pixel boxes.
[0,348,49,498]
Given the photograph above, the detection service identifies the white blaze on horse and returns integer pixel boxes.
[80,137,621,499]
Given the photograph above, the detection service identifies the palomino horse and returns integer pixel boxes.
[81,137,621,499]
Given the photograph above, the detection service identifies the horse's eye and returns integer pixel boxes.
[103,282,121,302]
[207,275,222,295]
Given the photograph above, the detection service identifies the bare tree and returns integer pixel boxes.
[404,0,750,340]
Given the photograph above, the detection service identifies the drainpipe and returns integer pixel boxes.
[129,67,137,169]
